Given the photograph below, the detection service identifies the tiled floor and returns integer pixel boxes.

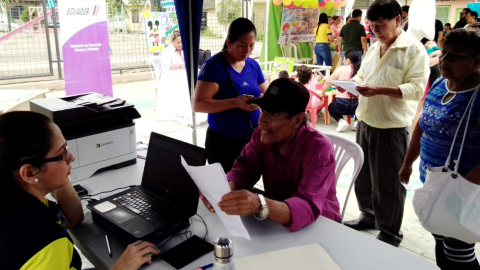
[46,80,480,267]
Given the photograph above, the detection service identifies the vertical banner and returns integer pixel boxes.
[278,6,319,44]
[59,0,113,97]
[144,7,178,53]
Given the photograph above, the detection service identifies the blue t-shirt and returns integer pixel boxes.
[419,78,480,183]
[198,54,265,138]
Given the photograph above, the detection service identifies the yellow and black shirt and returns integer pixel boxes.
[0,192,82,270]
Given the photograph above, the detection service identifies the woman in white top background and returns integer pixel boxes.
[162,31,185,70]
[155,31,207,125]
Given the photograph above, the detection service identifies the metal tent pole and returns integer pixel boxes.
[188,0,198,146]
[265,0,270,63]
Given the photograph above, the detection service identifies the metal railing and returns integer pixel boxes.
[0,0,268,82]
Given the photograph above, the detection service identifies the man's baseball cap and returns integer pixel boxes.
[248,78,310,116]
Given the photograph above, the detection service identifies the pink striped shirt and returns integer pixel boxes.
[227,125,341,232]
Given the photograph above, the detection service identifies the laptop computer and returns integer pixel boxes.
[88,132,206,244]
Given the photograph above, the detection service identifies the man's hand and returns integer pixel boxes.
[218,190,261,216]
[200,191,215,213]
[356,84,383,97]
[399,163,413,184]
[335,86,347,93]
[200,181,237,213]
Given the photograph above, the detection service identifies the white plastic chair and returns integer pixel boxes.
[293,43,312,64]
[280,43,311,64]
[146,56,162,109]
[308,41,316,64]
[323,133,364,224]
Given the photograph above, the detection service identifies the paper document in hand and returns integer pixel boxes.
[401,182,422,191]
[180,156,251,240]
[331,81,360,96]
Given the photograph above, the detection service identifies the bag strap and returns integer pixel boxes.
[444,88,479,175]
[218,52,255,133]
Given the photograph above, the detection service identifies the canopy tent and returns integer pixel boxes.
[174,0,204,145]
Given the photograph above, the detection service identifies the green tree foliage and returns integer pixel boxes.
[20,7,37,23]
[107,0,126,15]
[0,0,18,13]
[216,0,241,26]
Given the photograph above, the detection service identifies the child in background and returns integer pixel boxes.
[297,65,324,108]
[278,70,290,79]
[443,23,451,35]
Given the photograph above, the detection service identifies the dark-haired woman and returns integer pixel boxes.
[319,51,360,132]
[313,13,334,69]
[400,28,480,270]
[0,111,160,270]
[330,15,342,40]
[193,17,268,173]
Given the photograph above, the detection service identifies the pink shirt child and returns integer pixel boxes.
[227,125,341,232]
[303,77,324,107]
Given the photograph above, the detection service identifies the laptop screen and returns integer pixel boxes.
[141,132,206,217]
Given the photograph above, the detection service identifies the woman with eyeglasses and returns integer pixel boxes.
[399,28,480,270]
[0,111,159,270]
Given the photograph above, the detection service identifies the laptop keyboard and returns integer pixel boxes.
[112,191,175,225]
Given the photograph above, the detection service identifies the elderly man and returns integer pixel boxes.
[341,0,429,247]
[200,78,341,232]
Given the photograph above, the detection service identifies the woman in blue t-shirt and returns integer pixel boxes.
[399,28,480,270]
[194,18,268,173]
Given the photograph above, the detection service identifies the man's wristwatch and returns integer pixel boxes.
[254,194,269,221]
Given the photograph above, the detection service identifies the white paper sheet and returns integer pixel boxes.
[234,244,341,270]
[180,156,251,240]
[331,81,360,96]
[136,143,148,159]
[402,182,422,191]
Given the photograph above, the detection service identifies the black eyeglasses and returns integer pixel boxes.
[39,141,68,164]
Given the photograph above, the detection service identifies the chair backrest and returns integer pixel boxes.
[323,133,364,184]
[308,41,315,53]
[146,56,162,82]
[306,90,315,111]
[294,43,311,60]
[306,89,323,110]
[291,43,300,59]
[280,43,296,58]
[323,133,364,223]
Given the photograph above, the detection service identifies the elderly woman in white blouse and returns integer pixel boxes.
[155,31,206,125]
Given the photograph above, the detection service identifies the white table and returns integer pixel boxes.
[70,159,439,270]
[0,89,49,115]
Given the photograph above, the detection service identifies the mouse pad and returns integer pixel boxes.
[160,235,214,269]
[82,232,128,269]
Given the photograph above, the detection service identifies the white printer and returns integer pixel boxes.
[30,93,141,182]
